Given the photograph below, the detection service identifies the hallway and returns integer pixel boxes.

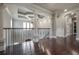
[0,3,79,55]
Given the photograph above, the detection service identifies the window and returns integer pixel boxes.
[23,22,33,29]
[27,22,30,28]
[11,19,12,28]
[23,22,26,28]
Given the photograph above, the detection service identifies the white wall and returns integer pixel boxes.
[3,9,11,28]
[56,13,65,37]
[2,5,19,28]
[0,5,5,51]
[0,6,3,41]
[38,16,52,28]
[7,5,18,18]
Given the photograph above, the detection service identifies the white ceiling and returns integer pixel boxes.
[5,3,79,13]
[34,3,79,12]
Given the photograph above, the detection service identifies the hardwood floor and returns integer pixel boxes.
[38,36,79,55]
[0,41,45,55]
[0,36,79,55]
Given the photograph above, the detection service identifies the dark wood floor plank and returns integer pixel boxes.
[0,41,44,55]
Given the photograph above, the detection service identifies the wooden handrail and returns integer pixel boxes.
[3,28,51,29]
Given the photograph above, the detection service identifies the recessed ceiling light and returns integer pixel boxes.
[64,9,67,12]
